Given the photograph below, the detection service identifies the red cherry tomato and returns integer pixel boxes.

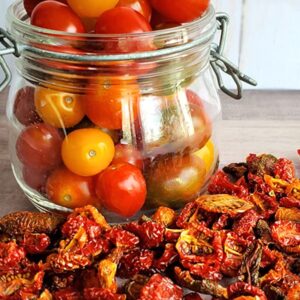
[23,0,67,16]
[112,144,143,169]
[13,86,42,126]
[117,0,152,22]
[95,163,146,217]
[46,167,98,209]
[31,1,85,33]
[95,7,152,53]
[22,166,49,193]
[149,0,210,23]
[16,123,63,171]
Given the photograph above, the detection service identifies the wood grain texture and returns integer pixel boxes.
[0,88,299,216]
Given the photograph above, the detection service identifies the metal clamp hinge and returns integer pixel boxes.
[0,28,19,92]
[210,13,257,100]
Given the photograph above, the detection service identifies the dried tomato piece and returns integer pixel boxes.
[105,227,139,249]
[0,241,26,271]
[233,210,261,242]
[152,243,178,272]
[196,194,253,217]
[164,229,183,243]
[221,231,248,277]
[139,274,183,300]
[208,171,249,199]
[125,274,149,300]
[249,192,278,219]
[246,153,277,178]
[273,158,295,182]
[254,220,272,244]
[22,232,51,254]
[223,162,248,181]
[53,288,81,300]
[227,282,267,300]
[151,206,177,227]
[118,249,154,278]
[263,174,289,194]
[212,214,229,231]
[280,196,300,209]
[123,221,165,248]
[286,179,300,200]
[83,288,126,300]
[275,207,300,222]
[174,267,228,299]
[271,221,300,248]
[183,293,204,300]
[287,284,300,300]
[0,211,64,237]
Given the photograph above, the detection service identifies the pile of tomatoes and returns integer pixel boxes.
[13,0,213,218]
[25,0,210,34]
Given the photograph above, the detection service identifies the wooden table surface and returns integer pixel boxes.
[0,88,299,216]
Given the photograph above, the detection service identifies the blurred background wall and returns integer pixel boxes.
[0,0,300,89]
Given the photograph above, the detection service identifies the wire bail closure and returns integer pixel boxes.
[210,13,257,99]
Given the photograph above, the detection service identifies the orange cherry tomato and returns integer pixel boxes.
[95,163,146,217]
[46,167,98,208]
[61,128,115,176]
[84,77,140,130]
[117,0,152,22]
[67,0,119,18]
[34,86,85,128]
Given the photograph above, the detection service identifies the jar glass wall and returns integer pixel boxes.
[5,0,221,221]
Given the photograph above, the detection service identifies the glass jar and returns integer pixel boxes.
[0,0,256,222]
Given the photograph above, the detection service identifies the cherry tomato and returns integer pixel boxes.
[149,0,210,23]
[95,163,146,217]
[61,128,115,176]
[22,166,49,193]
[112,144,143,169]
[23,0,67,16]
[117,0,152,22]
[67,0,119,19]
[84,77,140,130]
[16,123,63,171]
[146,154,206,208]
[46,167,98,208]
[34,86,85,128]
[31,1,85,33]
[13,86,42,126]
[95,7,152,53]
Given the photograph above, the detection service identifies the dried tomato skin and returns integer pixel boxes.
[280,196,300,209]
[227,282,267,300]
[271,220,300,248]
[0,241,26,271]
[83,288,126,300]
[151,206,177,227]
[105,227,140,249]
[273,158,295,182]
[152,243,178,272]
[53,288,81,300]
[123,221,165,248]
[22,232,51,254]
[246,153,278,178]
[139,274,183,300]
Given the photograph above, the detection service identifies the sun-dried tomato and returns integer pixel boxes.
[176,202,199,229]
[221,231,248,277]
[0,241,26,271]
[287,284,300,300]
[208,171,249,199]
[105,227,140,249]
[212,214,229,231]
[232,210,261,242]
[280,196,300,209]
[254,220,272,245]
[183,293,204,300]
[125,274,149,300]
[227,282,267,300]
[22,232,51,254]
[286,179,300,201]
[249,192,278,219]
[263,175,289,195]
[151,207,177,227]
[275,207,300,222]
[123,221,165,249]
[223,162,248,181]
[53,288,81,300]
[246,153,277,178]
[118,249,154,278]
[164,229,183,243]
[83,288,126,300]
[273,158,295,182]
[271,220,300,248]
[152,243,178,272]
[139,274,183,300]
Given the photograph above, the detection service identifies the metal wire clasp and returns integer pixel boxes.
[210,13,257,100]
[0,28,19,92]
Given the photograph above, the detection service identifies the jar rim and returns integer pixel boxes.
[7,0,216,40]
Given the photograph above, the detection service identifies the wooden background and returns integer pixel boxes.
[1,88,300,215]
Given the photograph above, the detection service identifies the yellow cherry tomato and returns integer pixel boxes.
[62,128,115,176]
[193,139,215,173]
[35,86,85,128]
[67,0,119,18]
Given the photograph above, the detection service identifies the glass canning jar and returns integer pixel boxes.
[0,0,256,222]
